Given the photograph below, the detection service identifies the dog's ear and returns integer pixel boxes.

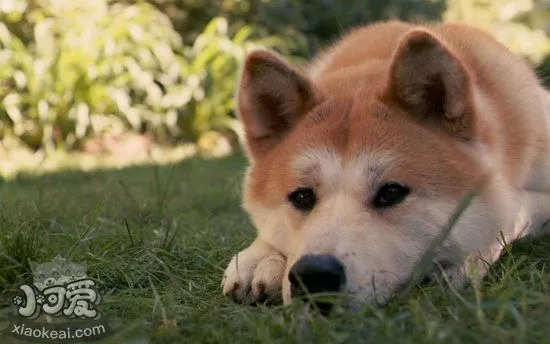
[237,50,320,158]
[385,29,475,140]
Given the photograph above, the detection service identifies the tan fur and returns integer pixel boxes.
[222,21,550,306]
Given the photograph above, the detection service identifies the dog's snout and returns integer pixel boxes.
[288,254,346,299]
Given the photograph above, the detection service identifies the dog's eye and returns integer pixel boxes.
[373,183,410,208]
[288,188,317,211]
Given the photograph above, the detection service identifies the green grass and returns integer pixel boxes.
[1,153,550,343]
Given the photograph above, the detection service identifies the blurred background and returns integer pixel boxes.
[0,0,549,178]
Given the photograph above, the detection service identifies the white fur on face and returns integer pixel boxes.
[292,147,395,195]
[289,148,427,303]
[253,147,523,305]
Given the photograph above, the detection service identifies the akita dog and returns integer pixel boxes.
[222,21,550,310]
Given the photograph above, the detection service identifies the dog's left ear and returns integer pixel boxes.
[385,29,475,140]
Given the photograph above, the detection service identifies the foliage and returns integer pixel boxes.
[445,0,550,64]
[0,0,287,151]
[146,0,446,56]
[1,0,549,153]
[0,0,186,150]
[148,0,550,84]
[251,0,446,54]
[177,17,292,142]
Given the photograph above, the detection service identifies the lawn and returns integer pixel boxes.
[1,153,549,344]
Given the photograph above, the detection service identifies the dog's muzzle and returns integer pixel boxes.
[288,254,346,314]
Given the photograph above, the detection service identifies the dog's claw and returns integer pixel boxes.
[222,241,286,305]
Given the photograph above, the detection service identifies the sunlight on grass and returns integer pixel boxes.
[0,144,197,180]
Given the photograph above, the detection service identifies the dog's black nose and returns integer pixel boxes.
[288,254,346,313]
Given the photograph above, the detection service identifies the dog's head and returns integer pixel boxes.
[236,30,516,306]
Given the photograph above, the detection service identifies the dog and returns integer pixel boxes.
[222,21,550,310]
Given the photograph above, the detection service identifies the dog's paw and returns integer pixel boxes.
[425,263,468,289]
[222,241,286,305]
[426,257,490,289]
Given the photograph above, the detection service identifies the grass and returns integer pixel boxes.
[0,152,550,343]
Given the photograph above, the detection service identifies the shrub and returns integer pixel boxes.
[0,0,189,150]
[0,0,291,151]
[145,0,446,57]
[445,0,550,64]
[178,17,294,142]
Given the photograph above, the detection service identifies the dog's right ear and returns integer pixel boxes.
[237,51,320,159]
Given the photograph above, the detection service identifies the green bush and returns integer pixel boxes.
[0,0,186,150]
[2,0,547,153]
[145,0,446,57]
[445,0,550,64]
[177,17,294,142]
[0,0,291,151]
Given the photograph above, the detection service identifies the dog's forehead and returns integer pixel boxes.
[258,91,483,200]
[292,147,393,191]
[285,97,413,192]
[298,92,411,152]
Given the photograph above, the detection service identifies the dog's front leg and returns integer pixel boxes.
[222,238,286,304]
